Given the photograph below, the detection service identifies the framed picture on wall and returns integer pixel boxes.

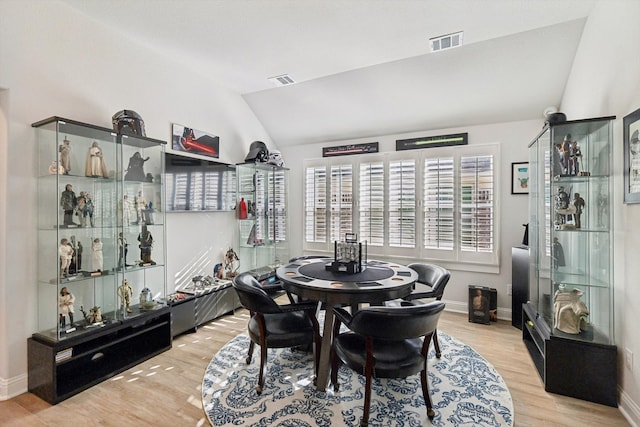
[624,107,640,204]
[511,162,529,195]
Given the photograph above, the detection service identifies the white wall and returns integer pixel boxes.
[0,0,267,399]
[280,118,543,315]
[560,1,640,423]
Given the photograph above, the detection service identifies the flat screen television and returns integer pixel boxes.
[164,152,236,212]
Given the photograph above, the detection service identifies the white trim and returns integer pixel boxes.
[620,388,640,427]
[0,373,28,401]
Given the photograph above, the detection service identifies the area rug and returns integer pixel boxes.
[202,331,513,426]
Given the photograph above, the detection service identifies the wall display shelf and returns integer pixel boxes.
[236,162,289,274]
[525,116,617,407]
[28,117,170,404]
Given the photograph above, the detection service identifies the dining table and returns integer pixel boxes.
[275,257,418,391]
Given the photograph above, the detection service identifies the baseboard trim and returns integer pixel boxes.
[620,387,640,427]
[0,373,28,401]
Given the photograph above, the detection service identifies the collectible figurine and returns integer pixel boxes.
[120,194,134,226]
[58,287,75,328]
[59,238,74,278]
[560,134,572,175]
[552,237,566,270]
[118,279,134,313]
[223,247,240,279]
[553,286,589,334]
[83,193,95,227]
[60,184,77,226]
[92,238,103,272]
[85,141,109,178]
[49,160,65,175]
[569,140,582,175]
[573,193,585,228]
[80,305,102,324]
[554,186,570,226]
[59,137,71,175]
[134,191,147,224]
[138,224,154,265]
[118,232,129,268]
[76,195,86,227]
[73,237,83,273]
[124,151,150,181]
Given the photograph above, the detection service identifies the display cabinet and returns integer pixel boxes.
[524,116,617,407]
[236,162,289,273]
[28,117,171,404]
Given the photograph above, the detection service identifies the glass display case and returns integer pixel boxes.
[29,117,171,404]
[236,162,289,274]
[524,115,617,407]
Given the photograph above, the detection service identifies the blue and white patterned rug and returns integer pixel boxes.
[202,331,513,426]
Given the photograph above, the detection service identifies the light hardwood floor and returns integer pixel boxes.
[0,307,630,427]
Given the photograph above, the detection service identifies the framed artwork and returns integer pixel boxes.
[171,123,219,159]
[624,107,640,203]
[511,162,529,195]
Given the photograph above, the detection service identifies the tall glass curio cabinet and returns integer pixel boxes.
[236,162,289,276]
[29,117,171,404]
[523,115,617,407]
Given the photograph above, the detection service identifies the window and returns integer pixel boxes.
[303,144,499,269]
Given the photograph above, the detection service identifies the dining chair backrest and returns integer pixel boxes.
[407,263,451,300]
[233,272,283,314]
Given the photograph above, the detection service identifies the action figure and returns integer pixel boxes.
[552,237,566,270]
[553,287,589,334]
[118,279,134,313]
[60,184,77,226]
[59,137,71,175]
[555,186,570,226]
[83,193,95,227]
[560,134,572,175]
[120,194,134,226]
[118,232,129,268]
[92,238,103,272]
[223,247,240,279]
[138,224,154,265]
[76,195,86,227]
[85,141,109,178]
[134,191,147,224]
[573,193,585,229]
[59,238,74,278]
[124,151,150,181]
[59,287,75,328]
[569,140,582,175]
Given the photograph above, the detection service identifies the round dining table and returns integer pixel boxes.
[276,257,418,391]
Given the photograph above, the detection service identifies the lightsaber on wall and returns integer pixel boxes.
[396,133,468,151]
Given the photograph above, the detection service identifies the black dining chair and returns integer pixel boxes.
[330,301,446,426]
[386,262,450,358]
[232,272,322,394]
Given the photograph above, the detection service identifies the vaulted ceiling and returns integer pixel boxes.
[61,0,596,146]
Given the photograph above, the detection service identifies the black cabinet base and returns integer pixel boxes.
[522,304,617,407]
[28,307,172,404]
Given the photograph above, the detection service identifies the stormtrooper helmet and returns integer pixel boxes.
[267,150,285,167]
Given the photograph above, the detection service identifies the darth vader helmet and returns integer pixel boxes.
[112,110,146,137]
[244,141,269,163]
[267,149,285,167]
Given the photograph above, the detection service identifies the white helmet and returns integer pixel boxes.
[267,150,285,167]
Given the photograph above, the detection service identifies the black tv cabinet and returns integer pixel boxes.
[28,307,172,404]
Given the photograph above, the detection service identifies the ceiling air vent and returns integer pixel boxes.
[429,31,464,53]
[268,74,296,87]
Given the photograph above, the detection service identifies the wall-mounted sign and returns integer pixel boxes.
[396,133,468,151]
[172,123,220,159]
[323,142,378,157]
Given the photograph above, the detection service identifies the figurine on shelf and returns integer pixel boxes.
[560,134,572,175]
[85,141,109,178]
[67,236,80,274]
[118,232,129,268]
[138,224,154,265]
[48,160,65,175]
[223,247,240,279]
[554,186,571,227]
[552,237,566,270]
[124,151,150,181]
[120,194,134,226]
[59,238,74,278]
[92,238,103,272]
[134,191,147,224]
[118,279,134,313]
[60,184,77,226]
[573,193,585,229]
[59,137,71,175]
[83,193,95,227]
[73,237,83,273]
[75,195,86,227]
[58,287,75,328]
[569,140,582,176]
[553,286,589,334]
[238,197,248,219]
[80,305,102,324]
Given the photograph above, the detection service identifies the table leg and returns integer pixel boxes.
[315,302,335,392]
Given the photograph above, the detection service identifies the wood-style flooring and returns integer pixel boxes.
[0,306,630,426]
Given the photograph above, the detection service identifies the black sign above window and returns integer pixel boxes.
[323,142,379,157]
[396,133,468,151]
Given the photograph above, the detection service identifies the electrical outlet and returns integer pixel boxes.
[507,284,512,296]
[626,348,633,371]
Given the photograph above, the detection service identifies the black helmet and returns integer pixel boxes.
[112,110,146,137]
[245,141,269,163]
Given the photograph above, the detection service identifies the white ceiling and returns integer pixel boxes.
[61,0,596,146]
